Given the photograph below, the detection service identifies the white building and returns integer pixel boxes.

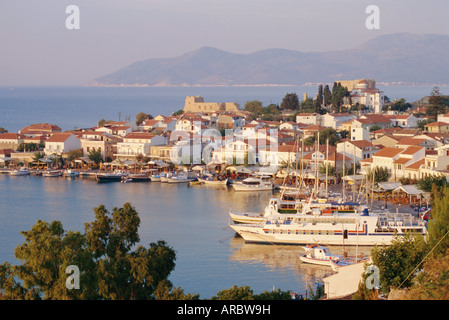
[44,133,81,156]
[115,132,166,160]
[337,140,379,163]
[321,113,356,130]
[296,113,321,126]
[349,80,384,114]
[386,114,418,128]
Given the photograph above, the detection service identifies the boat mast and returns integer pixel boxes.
[326,137,329,198]
[343,141,346,202]
[315,131,320,196]
[353,143,356,202]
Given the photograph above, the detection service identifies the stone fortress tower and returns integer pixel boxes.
[183,95,239,113]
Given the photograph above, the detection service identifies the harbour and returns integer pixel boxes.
[0,167,419,298]
[0,85,438,299]
[0,172,331,298]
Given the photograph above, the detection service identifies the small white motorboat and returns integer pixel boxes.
[9,167,30,176]
[43,170,63,177]
[299,244,343,267]
[64,169,80,177]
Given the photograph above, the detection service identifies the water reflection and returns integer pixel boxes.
[1,174,375,298]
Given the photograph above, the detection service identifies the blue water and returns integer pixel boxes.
[0,85,438,298]
[0,85,438,133]
[0,174,325,298]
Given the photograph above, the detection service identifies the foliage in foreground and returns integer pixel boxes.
[0,203,297,300]
[356,185,449,300]
[0,203,179,300]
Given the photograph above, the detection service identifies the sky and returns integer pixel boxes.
[0,0,448,86]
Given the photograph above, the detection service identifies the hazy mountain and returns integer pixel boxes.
[89,33,449,87]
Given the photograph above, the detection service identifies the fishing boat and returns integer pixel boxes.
[9,167,30,176]
[198,176,228,186]
[43,170,63,177]
[231,176,273,191]
[189,179,202,186]
[30,170,43,176]
[229,206,427,246]
[166,172,196,184]
[299,244,343,267]
[149,174,162,182]
[124,172,151,182]
[96,170,128,183]
[63,169,80,177]
[160,172,172,183]
[329,256,367,272]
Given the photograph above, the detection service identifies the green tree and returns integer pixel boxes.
[32,151,46,164]
[330,82,349,113]
[280,93,300,110]
[172,109,184,116]
[427,185,449,256]
[416,174,448,193]
[67,149,83,163]
[323,85,332,107]
[0,203,180,300]
[365,166,389,183]
[88,149,103,165]
[16,143,40,152]
[299,98,314,112]
[212,285,254,300]
[306,128,341,147]
[244,100,264,118]
[319,163,335,176]
[316,84,324,106]
[136,112,153,126]
[365,233,428,296]
[401,250,449,300]
[0,220,96,300]
[153,280,200,300]
[384,98,412,113]
[254,288,292,300]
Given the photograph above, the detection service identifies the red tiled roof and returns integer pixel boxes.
[0,133,27,140]
[396,138,426,146]
[401,146,424,155]
[425,121,449,127]
[46,133,74,143]
[405,159,425,170]
[373,147,404,158]
[124,132,156,140]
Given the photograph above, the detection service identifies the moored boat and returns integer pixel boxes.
[63,169,80,177]
[96,170,128,183]
[124,172,151,182]
[166,172,196,183]
[232,176,273,191]
[229,197,365,224]
[229,207,427,246]
[198,176,228,186]
[43,170,63,177]
[299,244,343,267]
[9,167,30,176]
[149,174,162,182]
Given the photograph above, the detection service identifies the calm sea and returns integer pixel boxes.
[0,85,438,133]
[0,85,436,298]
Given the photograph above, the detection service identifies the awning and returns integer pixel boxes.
[393,184,422,195]
[377,182,402,191]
